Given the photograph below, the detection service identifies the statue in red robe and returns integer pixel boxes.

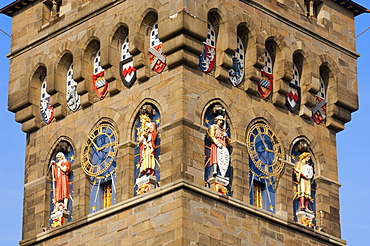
[52,152,71,213]
[137,114,158,176]
[207,115,230,177]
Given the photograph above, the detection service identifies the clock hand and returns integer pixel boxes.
[97,142,113,151]
[259,135,268,149]
[89,136,100,151]
[265,148,275,153]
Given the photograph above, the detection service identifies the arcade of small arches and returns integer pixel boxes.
[19,7,352,133]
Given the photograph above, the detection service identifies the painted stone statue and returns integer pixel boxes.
[137,114,158,176]
[207,115,230,177]
[51,152,71,213]
[294,152,314,211]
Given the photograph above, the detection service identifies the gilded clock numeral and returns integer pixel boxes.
[81,123,118,178]
[246,122,285,177]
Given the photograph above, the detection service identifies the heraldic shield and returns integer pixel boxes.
[312,96,327,124]
[92,71,108,99]
[286,83,301,112]
[258,70,273,99]
[149,43,166,74]
[120,57,136,87]
[40,81,54,124]
[199,43,216,74]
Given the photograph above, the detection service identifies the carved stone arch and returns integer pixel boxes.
[125,94,164,142]
[73,28,101,83]
[139,8,158,43]
[43,136,77,176]
[228,14,264,93]
[29,62,47,101]
[316,53,341,76]
[260,35,291,107]
[289,136,321,168]
[203,3,229,23]
[110,22,130,52]
[194,89,233,124]
[244,107,289,149]
[81,109,123,143]
[316,54,338,103]
[230,13,260,45]
[201,99,236,137]
[205,7,230,81]
[289,128,325,173]
[53,50,74,95]
[28,53,53,92]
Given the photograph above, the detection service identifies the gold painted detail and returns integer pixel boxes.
[81,123,118,178]
[214,183,228,195]
[301,217,314,227]
[51,217,62,228]
[246,123,285,178]
[136,183,150,195]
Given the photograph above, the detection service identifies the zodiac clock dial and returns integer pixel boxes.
[247,123,284,177]
[81,123,118,178]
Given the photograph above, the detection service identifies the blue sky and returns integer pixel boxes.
[0,0,369,245]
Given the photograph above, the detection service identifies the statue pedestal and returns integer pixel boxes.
[136,175,157,195]
[296,210,315,227]
[50,210,70,228]
[208,175,229,195]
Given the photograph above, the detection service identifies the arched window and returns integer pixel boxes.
[199,21,216,74]
[49,141,74,228]
[92,50,108,99]
[38,67,54,124]
[203,104,231,195]
[291,139,316,227]
[119,28,136,87]
[286,53,303,112]
[258,40,276,99]
[246,122,284,212]
[134,105,161,195]
[312,66,328,124]
[81,122,118,213]
[66,64,80,111]
[149,22,166,74]
[229,35,245,86]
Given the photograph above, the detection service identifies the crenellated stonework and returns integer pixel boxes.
[1,0,365,245]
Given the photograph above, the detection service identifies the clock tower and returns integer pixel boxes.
[1,0,366,245]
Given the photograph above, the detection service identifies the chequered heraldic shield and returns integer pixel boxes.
[120,37,136,87]
[258,51,273,99]
[258,71,273,99]
[92,51,108,98]
[199,22,216,73]
[312,78,327,124]
[312,96,327,124]
[229,36,245,86]
[286,64,301,112]
[286,84,301,112]
[149,22,166,74]
[66,64,80,112]
[40,80,54,124]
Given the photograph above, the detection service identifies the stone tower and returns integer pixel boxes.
[1,0,366,245]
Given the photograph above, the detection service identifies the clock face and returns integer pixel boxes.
[247,123,284,177]
[81,123,118,178]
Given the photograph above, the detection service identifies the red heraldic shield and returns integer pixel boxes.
[258,70,273,99]
[92,71,108,99]
[149,43,166,74]
[120,57,136,87]
[286,83,301,112]
[312,96,327,124]
[199,44,216,73]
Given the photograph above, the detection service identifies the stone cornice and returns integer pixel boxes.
[20,178,346,246]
